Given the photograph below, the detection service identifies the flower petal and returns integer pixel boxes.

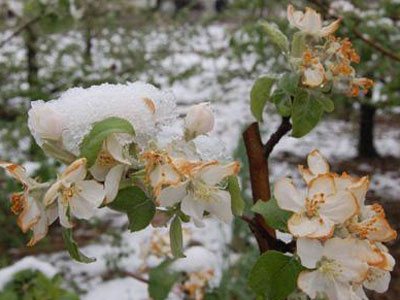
[348,176,369,208]
[62,158,87,185]
[307,174,336,198]
[18,195,41,233]
[58,200,73,228]
[77,180,105,209]
[89,163,111,181]
[363,268,390,293]
[297,271,327,299]
[105,134,131,165]
[300,7,322,33]
[158,182,188,207]
[287,5,304,28]
[199,161,240,186]
[274,178,304,213]
[320,19,341,37]
[288,214,333,238]
[69,194,98,220]
[297,238,323,268]
[149,164,181,193]
[303,65,325,87]
[104,165,125,204]
[181,194,205,224]
[203,190,233,224]
[298,165,315,184]
[44,181,62,206]
[307,150,329,176]
[319,190,358,224]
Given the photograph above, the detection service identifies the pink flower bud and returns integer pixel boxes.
[184,103,214,139]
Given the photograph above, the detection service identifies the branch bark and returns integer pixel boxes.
[264,117,292,159]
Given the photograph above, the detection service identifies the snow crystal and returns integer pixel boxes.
[0,257,57,290]
[28,82,177,155]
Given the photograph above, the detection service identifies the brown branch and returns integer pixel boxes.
[243,123,276,253]
[102,270,149,284]
[263,117,292,159]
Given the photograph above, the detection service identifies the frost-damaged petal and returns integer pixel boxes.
[149,164,181,195]
[77,180,105,209]
[0,161,33,186]
[44,181,62,206]
[28,201,48,247]
[320,19,341,37]
[300,7,322,34]
[364,268,390,293]
[198,161,240,186]
[307,149,329,176]
[203,190,233,224]
[303,66,325,87]
[18,195,41,233]
[348,176,369,208]
[105,134,131,165]
[104,165,125,204]
[62,158,87,185]
[274,178,304,213]
[298,165,315,184]
[297,238,323,269]
[320,190,358,224]
[287,5,304,28]
[333,172,357,192]
[158,181,188,207]
[308,174,336,198]
[288,214,333,238]
[58,201,73,228]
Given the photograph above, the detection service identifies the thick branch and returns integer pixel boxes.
[263,117,292,159]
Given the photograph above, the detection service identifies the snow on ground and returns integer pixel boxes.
[1,23,399,298]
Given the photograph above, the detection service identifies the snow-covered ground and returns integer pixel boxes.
[0,24,399,299]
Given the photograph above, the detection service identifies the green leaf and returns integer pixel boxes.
[291,32,307,58]
[248,251,302,300]
[62,228,96,263]
[228,176,245,216]
[291,90,323,138]
[316,95,335,112]
[170,216,185,258]
[279,73,299,96]
[80,117,135,167]
[251,76,276,122]
[251,198,293,232]
[108,187,156,232]
[260,21,289,53]
[271,89,292,117]
[42,141,77,164]
[149,260,182,300]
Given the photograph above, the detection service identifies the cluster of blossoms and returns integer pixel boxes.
[274,150,397,300]
[0,82,239,249]
[287,5,374,96]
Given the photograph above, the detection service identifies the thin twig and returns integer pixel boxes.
[263,117,292,159]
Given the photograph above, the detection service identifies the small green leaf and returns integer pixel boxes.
[316,95,335,112]
[62,228,96,263]
[271,89,292,117]
[291,32,307,58]
[108,187,156,232]
[251,76,276,122]
[80,117,135,167]
[170,216,185,258]
[149,260,182,300]
[279,73,299,96]
[248,251,302,300]
[228,176,245,216]
[260,21,289,53]
[291,90,323,138]
[251,198,293,232]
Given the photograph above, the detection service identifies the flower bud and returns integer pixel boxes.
[184,103,214,140]
[28,104,65,143]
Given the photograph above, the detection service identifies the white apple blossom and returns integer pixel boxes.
[274,174,359,239]
[44,158,105,228]
[89,134,132,204]
[0,161,57,246]
[287,4,341,37]
[184,103,215,139]
[28,104,66,143]
[297,237,383,300]
[157,161,240,226]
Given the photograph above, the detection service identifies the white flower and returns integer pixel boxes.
[297,237,383,300]
[287,4,341,37]
[303,61,325,87]
[28,103,65,144]
[184,103,215,139]
[44,158,105,228]
[89,134,131,204]
[157,161,239,226]
[274,174,359,239]
[0,161,57,246]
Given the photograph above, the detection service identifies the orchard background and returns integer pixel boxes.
[0,0,399,300]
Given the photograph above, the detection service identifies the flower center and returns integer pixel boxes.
[193,181,218,202]
[97,149,117,167]
[305,193,325,217]
[62,184,81,205]
[319,258,343,279]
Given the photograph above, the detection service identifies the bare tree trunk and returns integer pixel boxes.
[84,19,93,66]
[25,26,39,88]
[358,102,379,158]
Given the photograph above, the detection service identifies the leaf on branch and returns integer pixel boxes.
[279,73,299,96]
[80,117,135,167]
[250,76,276,122]
[251,197,293,232]
[259,21,290,53]
[291,90,323,138]
[149,260,182,300]
[62,228,96,264]
[248,251,302,300]
[108,186,156,232]
[271,88,292,117]
[316,95,335,113]
[228,176,245,216]
[170,216,185,258]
